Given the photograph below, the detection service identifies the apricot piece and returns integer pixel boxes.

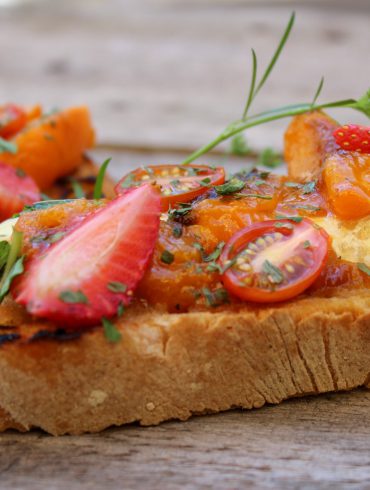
[284,111,338,181]
[323,152,370,219]
[1,106,95,189]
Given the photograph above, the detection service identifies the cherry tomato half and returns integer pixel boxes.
[115,164,225,211]
[219,218,329,303]
[0,104,28,139]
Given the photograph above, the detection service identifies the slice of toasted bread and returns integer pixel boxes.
[0,289,368,435]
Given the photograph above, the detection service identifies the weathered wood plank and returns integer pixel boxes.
[1,390,370,489]
[0,0,368,152]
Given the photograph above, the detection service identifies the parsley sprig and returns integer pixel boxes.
[181,12,369,165]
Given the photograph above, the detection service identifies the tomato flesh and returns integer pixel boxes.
[115,164,225,211]
[220,219,329,303]
[0,104,27,139]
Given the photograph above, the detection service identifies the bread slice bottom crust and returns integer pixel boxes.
[0,289,369,435]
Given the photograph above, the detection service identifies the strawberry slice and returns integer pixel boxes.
[333,124,370,154]
[14,185,161,327]
[0,162,41,221]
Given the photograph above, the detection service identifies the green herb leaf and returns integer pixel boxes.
[311,77,325,107]
[302,181,316,194]
[107,281,128,293]
[59,290,89,304]
[0,241,10,270]
[215,178,245,196]
[234,193,273,200]
[242,49,258,119]
[275,222,294,229]
[284,181,301,188]
[0,230,23,302]
[93,158,112,199]
[49,231,66,244]
[0,256,24,302]
[0,137,17,154]
[276,214,303,223]
[230,133,251,156]
[161,250,175,264]
[119,173,136,190]
[262,260,284,284]
[117,302,125,317]
[203,242,225,262]
[69,178,85,199]
[294,204,321,212]
[357,262,370,276]
[168,203,193,220]
[258,148,283,168]
[202,287,230,307]
[23,199,76,213]
[102,317,122,343]
[172,223,183,238]
[303,240,311,248]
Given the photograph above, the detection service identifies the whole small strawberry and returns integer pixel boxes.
[333,124,370,154]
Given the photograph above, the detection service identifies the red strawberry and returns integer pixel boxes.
[14,184,161,327]
[333,124,370,154]
[0,162,41,221]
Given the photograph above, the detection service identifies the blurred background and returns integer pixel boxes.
[0,0,369,176]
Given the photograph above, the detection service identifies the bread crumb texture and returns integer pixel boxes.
[0,289,369,435]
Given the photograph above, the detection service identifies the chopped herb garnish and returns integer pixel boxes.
[102,317,122,343]
[107,281,128,293]
[117,302,125,317]
[258,148,283,168]
[234,192,273,200]
[262,260,284,284]
[254,179,265,186]
[206,262,223,273]
[303,240,311,248]
[49,231,66,244]
[0,230,23,302]
[172,223,183,238]
[0,241,10,270]
[259,172,270,179]
[294,204,321,212]
[23,199,76,212]
[202,242,225,262]
[69,178,85,199]
[284,181,301,188]
[276,214,303,223]
[302,181,316,194]
[0,137,17,154]
[168,203,193,220]
[230,134,250,156]
[202,287,230,307]
[160,250,175,264]
[275,222,294,229]
[119,173,136,190]
[215,178,245,196]
[199,177,212,186]
[357,263,370,276]
[93,158,112,199]
[59,290,88,304]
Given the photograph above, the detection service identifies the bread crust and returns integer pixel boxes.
[0,289,369,435]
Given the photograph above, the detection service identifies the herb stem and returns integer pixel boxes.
[181,98,357,165]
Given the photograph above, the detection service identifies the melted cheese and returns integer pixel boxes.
[0,218,18,243]
[312,216,370,266]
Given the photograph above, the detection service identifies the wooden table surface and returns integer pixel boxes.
[0,1,370,489]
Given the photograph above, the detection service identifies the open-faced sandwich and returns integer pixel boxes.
[0,15,369,435]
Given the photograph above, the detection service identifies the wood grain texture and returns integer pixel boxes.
[1,391,370,489]
[0,0,369,153]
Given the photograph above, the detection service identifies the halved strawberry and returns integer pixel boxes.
[333,124,370,154]
[0,162,41,221]
[14,185,161,327]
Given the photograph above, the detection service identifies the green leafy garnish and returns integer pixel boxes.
[117,302,125,317]
[284,182,301,188]
[215,178,245,196]
[303,240,311,249]
[203,242,225,262]
[0,241,10,270]
[69,178,85,199]
[202,287,230,307]
[276,214,303,223]
[23,199,76,213]
[107,281,128,293]
[258,148,283,168]
[0,137,17,154]
[262,260,284,284]
[59,290,88,304]
[230,134,251,156]
[93,158,111,199]
[0,230,24,302]
[49,231,66,244]
[275,222,294,229]
[161,250,175,264]
[181,13,368,166]
[302,181,316,194]
[102,317,122,343]
[357,263,370,276]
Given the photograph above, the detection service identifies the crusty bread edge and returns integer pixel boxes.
[0,290,369,435]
